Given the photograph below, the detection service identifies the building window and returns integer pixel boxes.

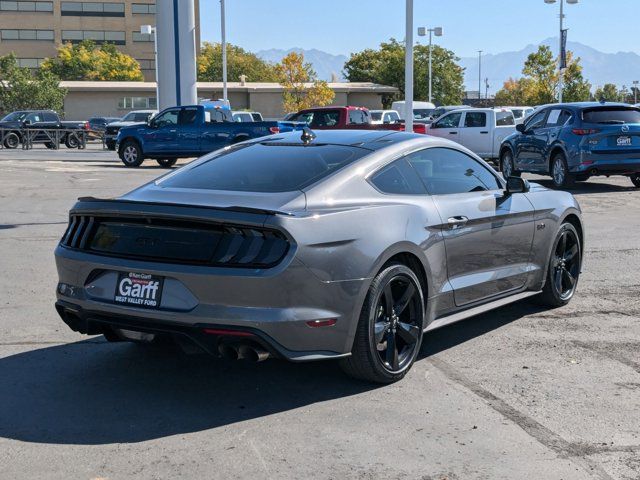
[61,30,125,44]
[0,29,53,40]
[137,58,155,70]
[61,2,124,16]
[132,31,153,42]
[0,1,53,11]
[17,58,45,68]
[118,97,157,109]
[131,3,154,14]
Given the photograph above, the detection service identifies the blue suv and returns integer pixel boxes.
[499,102,640,188]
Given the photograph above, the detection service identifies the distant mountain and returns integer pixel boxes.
[460,38,640,95]
[256,48,348,81]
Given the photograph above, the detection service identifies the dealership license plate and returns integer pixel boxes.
[617,136,632,146]
[114,272,164,308]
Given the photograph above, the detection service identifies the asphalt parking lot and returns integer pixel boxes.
[1,145,639,480]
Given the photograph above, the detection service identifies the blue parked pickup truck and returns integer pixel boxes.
[116,104,300,168]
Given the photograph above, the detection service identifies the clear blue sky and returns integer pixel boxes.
[200,0,638,58]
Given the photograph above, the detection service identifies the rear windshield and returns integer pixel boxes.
[496,111,515,126]
[511,109,524,118]
[160,143,369,192]
[123,112,151,122]
[370,112,382,121]
[582,107,640,124]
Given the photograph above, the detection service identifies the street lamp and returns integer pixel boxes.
[404,0,414,132]
[140,25,158,107]
[544,0,579,103]
[417,26,443,103]
[220,0,228,102]
[478,50,482,101]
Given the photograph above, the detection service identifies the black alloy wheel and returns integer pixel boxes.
[341,262,424,383]
[539,223,581,307]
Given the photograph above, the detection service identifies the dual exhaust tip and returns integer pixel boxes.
[218,343,270,362]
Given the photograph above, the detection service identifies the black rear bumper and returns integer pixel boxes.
[55,300,283,358]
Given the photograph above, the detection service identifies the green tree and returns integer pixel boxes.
[197,42,278,82]
[594,83,621,102]
[275,52,334,112]
[0,54,66,113]
[41,41,143,81]
[494,45,591,105]
[343,39,465,105]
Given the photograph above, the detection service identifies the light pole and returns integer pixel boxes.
[140,25,158,106]
[220,0,228,102]
[544,0,578,103]
[478,50,482,101]
[418,26,443,103]
[634,80,639,104]
[405,0,413,132]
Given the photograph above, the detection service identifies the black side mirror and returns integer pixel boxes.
[505,176,530,195]
[516,123,526,133]
[23,119,32,126]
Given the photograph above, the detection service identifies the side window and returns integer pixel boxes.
[545,109,562,127]
[405,147,501,195]
[557,110,573,126]
[525,110,547,130]
[383,113,390,123]
[310,110,340,127]
[370,158,427,195]
[179,108,198,125]
[389,112,400,123]
[463,112,487,128]
[433,112,462,129]
[25,113,42,122]
[495,111,515,126]
[348,110,366,125]
[153,109,179,128]
[43,112,58,122]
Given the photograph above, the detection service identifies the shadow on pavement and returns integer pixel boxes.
[0,299,548,446]
[532,178,638,194]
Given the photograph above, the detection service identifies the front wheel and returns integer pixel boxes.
[119,140,144,167]
[156,158,178,168]
[340,262,424,383]
[550,153,575,189]
[630,173,640,188]
[500,149,520,179]
[538,223,581,307]
[4,132,19,149]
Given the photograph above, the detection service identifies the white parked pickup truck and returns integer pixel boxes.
[425,108,516,160]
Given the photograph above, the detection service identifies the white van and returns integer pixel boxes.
[391,101,436,121]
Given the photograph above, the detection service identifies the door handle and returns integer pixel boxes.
[169,129,177,133]
[480,131,489,134]
[447,216,468,229]
[449,131,457,135]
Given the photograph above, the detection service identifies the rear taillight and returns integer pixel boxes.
[269,126,280,134]
[572,128,599,135]
[84,122,90,130]
[413,124,427,134]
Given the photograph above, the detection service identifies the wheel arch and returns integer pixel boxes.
[118,136,143,155]
[561,212,584,260]
[547,144,568,174]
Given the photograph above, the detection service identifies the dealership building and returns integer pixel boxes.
[59,81,399,119]
[0,0,200,81]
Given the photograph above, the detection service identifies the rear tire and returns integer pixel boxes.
[630,173,640,188]
[340,262,425,384]
[156,158,177,168]
[550,153,575,189]
[500,149,520,179]
[119,140,144,167]
[65,134,80,149]
[538,222,581,307]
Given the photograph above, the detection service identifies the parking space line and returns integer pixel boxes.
[428,356,615,480]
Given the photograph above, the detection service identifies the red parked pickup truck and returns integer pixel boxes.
[287,106,427,134]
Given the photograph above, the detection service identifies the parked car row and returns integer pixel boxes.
[0,110,89,149]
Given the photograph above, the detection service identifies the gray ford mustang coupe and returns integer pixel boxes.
[55,129,584,383]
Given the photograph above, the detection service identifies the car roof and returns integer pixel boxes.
[540,102,635,110]
[260,129,424,150]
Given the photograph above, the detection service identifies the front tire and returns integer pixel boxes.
[538,223,581,307]
[550,153,575,189]
[119,140,144,167]
[630,173,640,188]
[340,262,425,383]
[500,149,520,179]
[156,158,178,168]
[4,132,19,149]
